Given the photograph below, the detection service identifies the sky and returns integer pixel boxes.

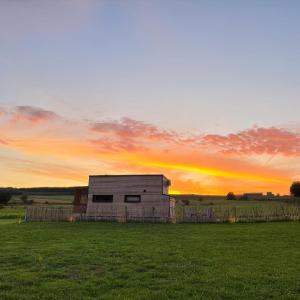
[1,0,300,194]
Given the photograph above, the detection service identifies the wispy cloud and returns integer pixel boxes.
[11,106,59,123]
[0,155,88,187]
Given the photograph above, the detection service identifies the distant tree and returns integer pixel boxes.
[226,192,236,200]
[290,182,300,197]
[20,194,33,205]
[0,192,12,205]
[20,194,28,204]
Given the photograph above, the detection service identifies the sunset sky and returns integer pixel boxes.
[1,1,300,194]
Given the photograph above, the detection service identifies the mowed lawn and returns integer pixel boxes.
[0,221,300,300]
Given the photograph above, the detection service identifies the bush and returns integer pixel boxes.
[20,194,33,205]
[20,194,28,203]
[182,200,190,206]
[290,182,300,197]
[226,192,236,200]
[0,192,12,205]
[238,195,249,201]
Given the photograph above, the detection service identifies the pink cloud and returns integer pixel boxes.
[0,139,8,145]
[3,106,300,159]
[91,117,178,141]
[90,119,300,158]
[11,106,59,123]
[202,127,300,156]
[89,117,182,152]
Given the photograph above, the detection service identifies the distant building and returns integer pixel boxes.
[243,193,264,200]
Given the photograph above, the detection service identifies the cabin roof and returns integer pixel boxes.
[89,174,169,180]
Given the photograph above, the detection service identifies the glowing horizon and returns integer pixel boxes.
[0,105,298,195]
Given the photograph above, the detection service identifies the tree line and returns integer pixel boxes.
[227,182,300,200]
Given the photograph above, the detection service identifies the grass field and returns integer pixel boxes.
[10,195,74,205]
[174,196,294,208]
[1,220,300,300]
[0,206,25,220]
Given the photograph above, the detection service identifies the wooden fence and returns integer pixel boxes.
[25,204,300,223]
[25,206,73,222]
[180,204,300,223]
[25,205,171,223]
[82,204,171,223]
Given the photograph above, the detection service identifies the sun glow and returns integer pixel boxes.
[134,161,290,185]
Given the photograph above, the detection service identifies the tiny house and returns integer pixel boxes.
[85,174,175,222]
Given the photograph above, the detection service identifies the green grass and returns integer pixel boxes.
[176,197,291,208]
[0,206,25,220]
[0,221,300,299]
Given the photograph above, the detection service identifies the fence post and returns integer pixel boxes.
[125,205,128,223]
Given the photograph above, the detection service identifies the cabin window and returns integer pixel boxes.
[92,195,113,203]
[124,195,141,203]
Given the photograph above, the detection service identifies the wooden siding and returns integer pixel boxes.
[86,194,170,216]
[86,175,171,219]
[89,175,167,195]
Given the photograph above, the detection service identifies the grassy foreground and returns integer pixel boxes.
[0,221,300,300]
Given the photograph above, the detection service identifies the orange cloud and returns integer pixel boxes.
[0,105,298,194]
[202,127,300,156]
[0,155,87,183]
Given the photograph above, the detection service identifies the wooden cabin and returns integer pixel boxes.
[85,174,175,222]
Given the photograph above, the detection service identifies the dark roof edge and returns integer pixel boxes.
[89,174,168,179]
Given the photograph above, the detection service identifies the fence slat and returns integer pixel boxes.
[25,206,73,222]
